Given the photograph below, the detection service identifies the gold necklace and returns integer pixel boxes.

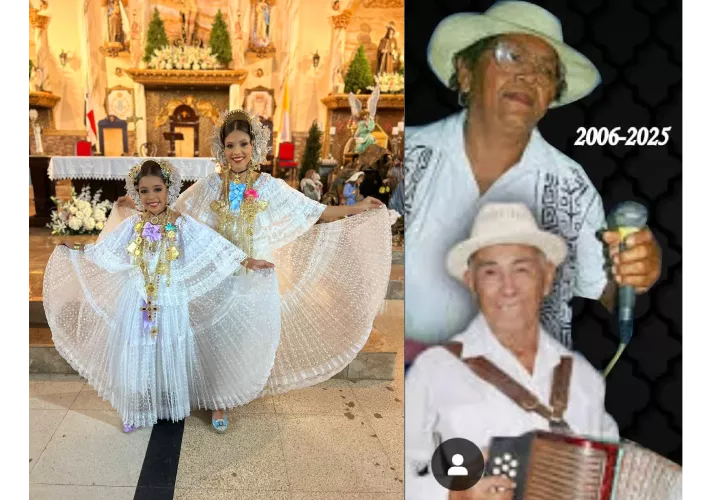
[147,208,167,226]
[230,168,248,184]
[126,210,181,339]
[212,165,268,273]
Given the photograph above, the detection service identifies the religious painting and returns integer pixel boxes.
[243,87,275,122]
[243,86,275,158]
[248,0,276,57]
[105,85,135,122]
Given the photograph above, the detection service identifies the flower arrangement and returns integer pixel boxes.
[368,72,404,94]
[147,45,222,70]
[47,186,113,235]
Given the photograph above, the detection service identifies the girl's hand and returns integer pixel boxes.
[357,197,384,211]
[116,196,137,210]
[241,258,275,271]
[61,242,84,251]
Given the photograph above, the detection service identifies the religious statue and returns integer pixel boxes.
[253,1,271,47]
[30,66,48,92]
[376,22,398,75]
[177,0,199,45]
[233,13,245,67]
[29,109,44,154]
[130,8,141,66]
[348,85,380,154]
[30,1,52,92]
[332,66,345,94]
[107,0,125,45]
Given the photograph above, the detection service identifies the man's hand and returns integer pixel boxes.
[242,258,275,271]
[357,196,384,211]
[448,475,516,500]
[602,228,662,293]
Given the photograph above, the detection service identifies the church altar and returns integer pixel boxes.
[44,156,218,215]
[48,156,217,181]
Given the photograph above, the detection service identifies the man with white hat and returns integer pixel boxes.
[405,1,661,358]
[405,202,619,500]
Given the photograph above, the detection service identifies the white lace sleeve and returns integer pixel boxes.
[255,175,327,253]
[83,214,140,273]
[96,203,139,243]
[166,215,247,303]
[173,175,220,229]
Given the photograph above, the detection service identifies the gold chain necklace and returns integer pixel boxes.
[211,165,268,271]
[126,210,181,339]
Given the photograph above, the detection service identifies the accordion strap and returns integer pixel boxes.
[445,341,572,431]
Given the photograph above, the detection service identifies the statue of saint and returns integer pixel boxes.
[332,67,345,94]
[253,1,271,47]
[376,22,398,75]
[233,13,245,66]
[30,1,52,91]
[107,0,125,45]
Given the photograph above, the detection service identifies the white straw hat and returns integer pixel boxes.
[347,172,364,183]
[427,1,601,107]
[447,202,567,281]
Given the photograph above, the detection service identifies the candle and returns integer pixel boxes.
[392,127,399,136]
[329,126,336,136]
[398,121,405,132]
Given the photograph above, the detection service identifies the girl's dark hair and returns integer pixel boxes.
[221,117,255,144]
[135,160,166,186]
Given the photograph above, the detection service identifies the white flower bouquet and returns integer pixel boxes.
[147,45,222,71]
[368,72,404,94]
[47,185,113,235]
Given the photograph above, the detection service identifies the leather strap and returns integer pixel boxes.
[550,356,573,423]
[444,342,572,431]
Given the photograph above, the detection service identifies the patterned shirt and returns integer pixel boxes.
[405,111,608,348]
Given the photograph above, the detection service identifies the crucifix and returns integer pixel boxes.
[141,301,158,322]
[142,300,159,339]
[163,131,184,157]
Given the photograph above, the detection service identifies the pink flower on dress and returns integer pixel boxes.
[244,188,259,199]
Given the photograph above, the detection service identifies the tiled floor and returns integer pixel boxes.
[30,301,404,498]
[30,183,405,499]
[30,371,404,499]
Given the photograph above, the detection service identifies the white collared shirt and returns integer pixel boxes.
[404,314,619,500]
[405,111,607,347]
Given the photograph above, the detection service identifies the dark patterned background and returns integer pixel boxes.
[405,0,682,464]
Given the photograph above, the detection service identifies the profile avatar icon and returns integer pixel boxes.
[431,438,485,491]
[448,454,469,476]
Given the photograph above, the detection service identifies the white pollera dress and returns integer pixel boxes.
[43,172,392,427]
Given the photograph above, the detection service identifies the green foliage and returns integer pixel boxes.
[344,45,374,94]
[209,10,232,67]
[299,121,322,183]
[144,8,169,63]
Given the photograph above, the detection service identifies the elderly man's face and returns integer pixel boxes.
[457,34,560,131]
[464,244,555,335]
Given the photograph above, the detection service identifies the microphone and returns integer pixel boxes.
[603,201,648,377]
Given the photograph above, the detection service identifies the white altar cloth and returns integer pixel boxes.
[48,157,219,181]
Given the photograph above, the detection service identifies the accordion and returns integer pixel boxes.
[485,431,681,500]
